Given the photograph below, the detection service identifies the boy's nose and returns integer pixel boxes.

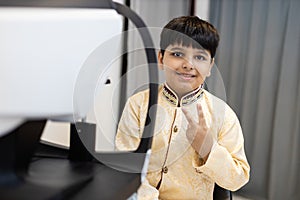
[182,58,194,70]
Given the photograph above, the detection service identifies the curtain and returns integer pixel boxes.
[209,0,300,199]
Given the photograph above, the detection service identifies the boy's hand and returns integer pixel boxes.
[182,103,213,160]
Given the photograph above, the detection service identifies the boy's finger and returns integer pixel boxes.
[197,103,205,123]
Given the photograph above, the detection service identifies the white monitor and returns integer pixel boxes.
[0,7,123,136]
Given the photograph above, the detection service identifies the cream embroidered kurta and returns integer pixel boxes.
[115,84,250,200]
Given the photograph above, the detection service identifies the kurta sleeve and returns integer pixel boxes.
[115,93,160,198]
[115,96,142,151]
[192,104,250,191]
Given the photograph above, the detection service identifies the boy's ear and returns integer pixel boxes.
[158,51,164,70]
[207,58,214,77]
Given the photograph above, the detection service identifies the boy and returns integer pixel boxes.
[116,16,250,200]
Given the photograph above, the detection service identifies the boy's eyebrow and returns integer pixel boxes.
[169,47,209,57]
[195,49,209,56]
[168,47,184,51]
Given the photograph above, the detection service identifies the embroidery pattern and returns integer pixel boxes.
[162,84,204,106]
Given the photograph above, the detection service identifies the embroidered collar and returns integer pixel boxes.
[162,83,204,107]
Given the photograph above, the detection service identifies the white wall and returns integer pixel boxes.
[0,8,123,151]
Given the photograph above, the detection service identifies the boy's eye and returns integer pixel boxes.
[195,55,206,61]
[172,52,183,57]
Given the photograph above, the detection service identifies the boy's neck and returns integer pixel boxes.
[163,83,204,107]
[165,83,202,99]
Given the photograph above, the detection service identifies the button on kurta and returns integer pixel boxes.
[162,166,168,173]
[173,125,178,132]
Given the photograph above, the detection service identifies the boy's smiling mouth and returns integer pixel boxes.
[176,72,196,79]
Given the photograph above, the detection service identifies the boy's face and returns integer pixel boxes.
[158,44,214,97]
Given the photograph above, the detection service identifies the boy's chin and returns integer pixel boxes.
[177,86,199,95]
[180,83,202,91]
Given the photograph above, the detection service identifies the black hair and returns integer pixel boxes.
[160,16,220,59]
